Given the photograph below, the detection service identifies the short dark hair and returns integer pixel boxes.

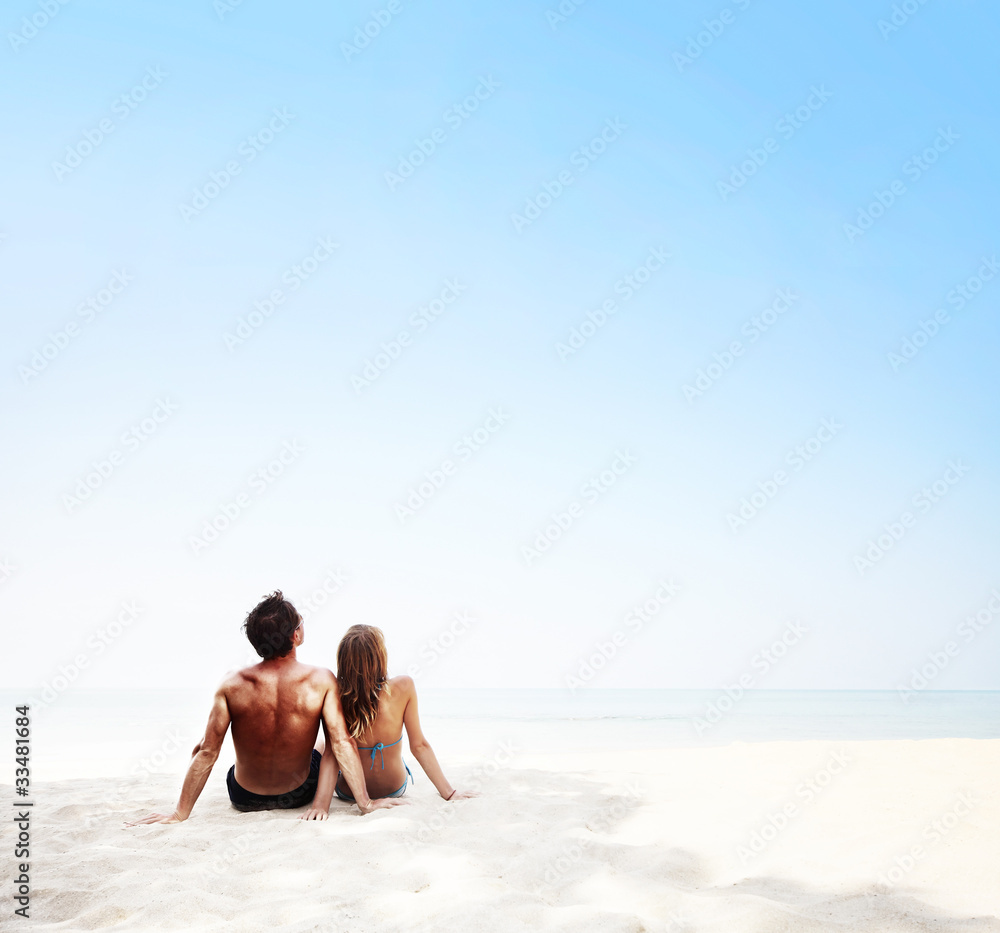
[243,590,301,659]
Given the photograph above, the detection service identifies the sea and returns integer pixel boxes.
[3,689,997,781]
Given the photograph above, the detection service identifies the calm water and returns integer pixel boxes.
[430,688,1000,733]
[4,689,997,780]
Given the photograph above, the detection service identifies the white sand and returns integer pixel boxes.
[2,739,998,932]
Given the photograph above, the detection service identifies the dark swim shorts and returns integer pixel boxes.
[226,748,322,812]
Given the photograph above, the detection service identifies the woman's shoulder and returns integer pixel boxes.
[387,674,416,696]
[373,676,412,736]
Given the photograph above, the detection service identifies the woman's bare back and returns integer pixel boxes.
[335,675,412,798]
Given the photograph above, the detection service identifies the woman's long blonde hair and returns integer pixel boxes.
[336,624,389,739]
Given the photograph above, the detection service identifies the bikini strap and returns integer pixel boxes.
[363,734,403,770]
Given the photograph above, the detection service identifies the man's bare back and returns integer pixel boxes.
[227,661,331,794]
[128,591,402,824]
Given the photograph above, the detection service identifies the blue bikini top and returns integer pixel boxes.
[356,734,403,770]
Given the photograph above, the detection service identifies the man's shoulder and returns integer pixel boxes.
[218,666,254,692]
[221,663,334,687]
[300,664,337,687]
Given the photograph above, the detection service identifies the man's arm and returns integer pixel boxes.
[299,722,336,821]
[127,686,231,825]
[320,676,404,813]
[320,679,376,812]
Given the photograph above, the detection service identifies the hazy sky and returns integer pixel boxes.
[2,0,998,697]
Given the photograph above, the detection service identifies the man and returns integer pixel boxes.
[129,591,398,823]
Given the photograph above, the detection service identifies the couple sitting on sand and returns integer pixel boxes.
[131,591,476,824]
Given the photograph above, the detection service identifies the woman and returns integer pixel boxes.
[314,624,478,806]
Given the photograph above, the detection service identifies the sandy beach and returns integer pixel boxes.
[6,0,999,927]
[4,737,998,932]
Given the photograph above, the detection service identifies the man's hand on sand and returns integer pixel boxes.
[298,807,329,821]
[125,811,185,826]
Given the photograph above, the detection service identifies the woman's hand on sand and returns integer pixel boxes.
[359,798,407,813]
[125,811,185,826]
[446,789,480,801]
[298,807,329,821]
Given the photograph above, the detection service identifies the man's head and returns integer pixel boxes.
[243,590,302,660]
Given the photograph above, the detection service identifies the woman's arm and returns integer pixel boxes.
[401,676,478,800]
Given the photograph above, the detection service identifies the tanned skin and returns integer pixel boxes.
[127,622,402,824]
[320,674,479,805]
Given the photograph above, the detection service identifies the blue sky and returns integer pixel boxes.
[2,0,998,695]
